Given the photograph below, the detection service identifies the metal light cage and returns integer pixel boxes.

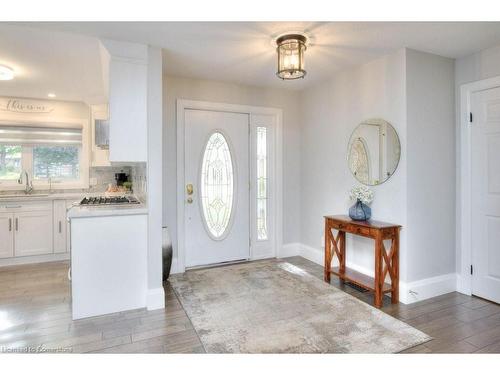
[276,34,307,80]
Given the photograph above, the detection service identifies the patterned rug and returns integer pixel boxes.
[169,260,431,353]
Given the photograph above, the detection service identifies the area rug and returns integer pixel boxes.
[169,260,431,353]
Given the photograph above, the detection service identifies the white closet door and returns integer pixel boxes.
[471,86,500,304]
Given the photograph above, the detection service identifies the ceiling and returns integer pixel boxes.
[2,22,500,102]
[0,24,106,104]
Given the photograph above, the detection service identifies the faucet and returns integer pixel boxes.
[18,170,33,194]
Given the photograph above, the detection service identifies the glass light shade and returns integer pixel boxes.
[0,65,14,81]
[276,34,307,80]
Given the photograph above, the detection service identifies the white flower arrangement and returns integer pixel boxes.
[349,185,374,205]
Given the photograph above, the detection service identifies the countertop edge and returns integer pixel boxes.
[67,205,148,219]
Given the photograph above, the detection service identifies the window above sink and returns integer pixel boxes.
[0,120,89,190]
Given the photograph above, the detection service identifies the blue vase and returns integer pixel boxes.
[349,199,371,221]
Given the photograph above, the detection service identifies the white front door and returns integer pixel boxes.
[184,109,250,268]
[471,86,500,304]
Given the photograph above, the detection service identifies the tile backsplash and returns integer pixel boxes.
[0,166,141,196]
[130,163,147,203]
[89,166,132,193]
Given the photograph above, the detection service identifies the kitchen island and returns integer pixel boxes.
[68,203,148,320]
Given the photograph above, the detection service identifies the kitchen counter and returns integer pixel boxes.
[0,192,86,203]
[70,204,148,319]
[67,204,148,218]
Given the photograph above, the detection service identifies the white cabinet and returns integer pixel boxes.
[71,213,148,319]
[0,201,59,261]
[53,200,68,254]
[14,210,53,257]
[108,58,147,162]
[101,38,148,163]
[0,213,14,258]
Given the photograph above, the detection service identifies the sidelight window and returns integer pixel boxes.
[256,126,268,240]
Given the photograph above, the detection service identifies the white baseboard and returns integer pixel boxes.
[295,242,458,305]
[146,287,165,310]
[0,253,70,267]
[251,253,276,261]
[279,242,300,258]
[456,273,472,296]
[299,243,324,265]
[399,273,458,304]
[170,257,182,274]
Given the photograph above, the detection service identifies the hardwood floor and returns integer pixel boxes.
[0,261,203,353]
[288,256,500,353]
[0,257,499,353]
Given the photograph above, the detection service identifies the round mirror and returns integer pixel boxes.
[347,119,401,186]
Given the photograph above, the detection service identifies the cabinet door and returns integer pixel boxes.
[0,213,14,258]
[53,200,67,254]
[108,58,147,162]
[66,200,75,253]
[14,210,53,257]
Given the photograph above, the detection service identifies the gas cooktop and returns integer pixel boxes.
[79,195,141,206]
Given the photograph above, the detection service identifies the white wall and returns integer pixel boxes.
[406,49,455,282]
[299,49,409,281]
[299,48,456,301]
[455,43,500,276]
[146,46,164,310]
[0,97,91,191]
[163,48,456,302]
[163,76,302,260]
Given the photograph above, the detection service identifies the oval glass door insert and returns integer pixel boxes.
[200,132,235,239]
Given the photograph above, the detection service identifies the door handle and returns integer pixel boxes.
[186,197,193,204]
[59,220,62,233]
[186,183,194,195]
[8,218,12,232]
[15,218,18,231]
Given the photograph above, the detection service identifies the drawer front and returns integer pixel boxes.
[327,220,373,237]
[350,225,372,237]
[0,201,52,212]
[381,228,398,239]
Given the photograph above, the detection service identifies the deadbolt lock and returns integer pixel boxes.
[186,183,194,195]
[186,197,193,204]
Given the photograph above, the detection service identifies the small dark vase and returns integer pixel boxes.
[349,199,372,221]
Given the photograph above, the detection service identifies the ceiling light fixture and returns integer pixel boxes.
[47,93,56,98]
[0,64,15,81]
[276,33,307,80]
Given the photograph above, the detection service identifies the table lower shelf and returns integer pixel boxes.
[331,266,392,293]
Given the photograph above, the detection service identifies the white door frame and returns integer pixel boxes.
[458,75,500,295]
[176,99,283,273]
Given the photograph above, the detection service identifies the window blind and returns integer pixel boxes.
[0,124,82,146]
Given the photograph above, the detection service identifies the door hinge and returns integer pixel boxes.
[470,264,473,275]
[469,112,473,123]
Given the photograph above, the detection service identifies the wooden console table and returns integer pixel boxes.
[324,215,401,308]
